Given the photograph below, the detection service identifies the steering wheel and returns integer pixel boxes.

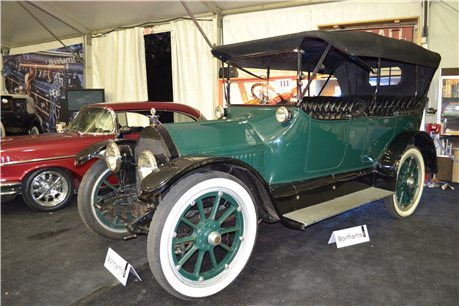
[250,83,287,104]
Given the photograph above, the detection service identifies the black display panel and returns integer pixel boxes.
[61,89,105,122]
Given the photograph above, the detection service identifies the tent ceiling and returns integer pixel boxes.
[1,0,332,49]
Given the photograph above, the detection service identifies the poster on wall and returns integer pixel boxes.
[219,76,297,105]
[3,44,84,132]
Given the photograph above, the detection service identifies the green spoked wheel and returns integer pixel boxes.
[78,160,134,240]
[148,172,257,299]
[385,146,425,218]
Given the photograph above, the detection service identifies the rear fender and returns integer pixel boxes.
[377,131,436,190]
[379,131,437,174]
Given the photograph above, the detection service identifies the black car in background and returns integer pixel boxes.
[1,94,43,137]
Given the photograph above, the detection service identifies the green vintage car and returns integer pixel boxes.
[77,31,440,299]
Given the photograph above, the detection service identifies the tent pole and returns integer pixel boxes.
[17,2,84,64]
[180,0,214,49]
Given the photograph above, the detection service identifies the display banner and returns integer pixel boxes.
[3,44,84,132]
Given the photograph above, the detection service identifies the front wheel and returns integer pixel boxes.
[385,146,425,218]
[78,159,134,240]
[147,172,258,299]
[22,168,74,211]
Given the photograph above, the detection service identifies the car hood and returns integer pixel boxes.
[163,106,298,156]
[0,132,114,164]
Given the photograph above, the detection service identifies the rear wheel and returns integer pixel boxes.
[147,171,258,299]
[22,168,74,211]
[385,146,425,218]
[78,160,133,240]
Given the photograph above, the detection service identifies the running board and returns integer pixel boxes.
[283,187,394,227]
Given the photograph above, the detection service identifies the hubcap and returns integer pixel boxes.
[208,231,222,246]
[406,177,415,188]
[172,191,243,281]
[31,171,68,207]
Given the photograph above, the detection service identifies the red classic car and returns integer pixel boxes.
[0,101,204,211]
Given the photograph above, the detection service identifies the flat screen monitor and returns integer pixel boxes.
[61,89,105,122]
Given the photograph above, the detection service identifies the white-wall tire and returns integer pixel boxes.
[385,146,425,218]
[147,171,257,299]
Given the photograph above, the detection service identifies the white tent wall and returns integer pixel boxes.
[91,27,148,102]
[222,0,459,123]
[8,37,83,56]
[171,19,215,119]
[427,0,459,69]
[222,1,421,44]
[425,0,458,123]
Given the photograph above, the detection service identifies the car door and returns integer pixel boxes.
[305,118,349,174]
[304,96,371,176]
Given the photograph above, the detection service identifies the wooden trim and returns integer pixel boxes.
[441,68,459,76]
[318,17,419,29]
[318,17,420,44]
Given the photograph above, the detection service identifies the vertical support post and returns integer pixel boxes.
[84,34,92,89]
[213,12,223,112]
[296,48,303,103]
[0,54,5,93]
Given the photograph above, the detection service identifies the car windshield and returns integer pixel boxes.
[67,107,115,134]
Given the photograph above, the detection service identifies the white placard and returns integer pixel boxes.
[104,247,141,286]
[328,225,370,248]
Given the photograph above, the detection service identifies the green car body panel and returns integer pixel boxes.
[163,105,422,185]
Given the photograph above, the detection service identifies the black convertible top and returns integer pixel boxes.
[212,30,441,68]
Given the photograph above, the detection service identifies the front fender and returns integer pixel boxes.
[140,156,258,195]
[75,139,137,166]
[140,155,281,224]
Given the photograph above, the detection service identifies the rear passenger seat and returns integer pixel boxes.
[301,95,426,120]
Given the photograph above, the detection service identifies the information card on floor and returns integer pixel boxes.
[104,247,142,286]
[328,225,370,248]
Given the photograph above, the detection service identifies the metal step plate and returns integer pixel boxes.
[283,187,394,227]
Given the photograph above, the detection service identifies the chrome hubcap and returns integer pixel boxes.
[30,171,69,207]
